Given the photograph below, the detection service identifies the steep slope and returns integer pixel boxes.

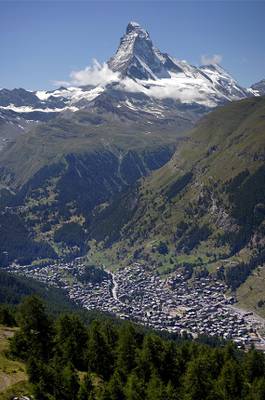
[94,96,265,284]
[1,97,264,265]
[0,107,182,262]
[0,109,180,187]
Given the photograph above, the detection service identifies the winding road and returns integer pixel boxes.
[111,272,118,300]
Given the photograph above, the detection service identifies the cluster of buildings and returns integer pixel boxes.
[6,259,265,349]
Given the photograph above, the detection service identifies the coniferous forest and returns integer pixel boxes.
[6,296,265,400]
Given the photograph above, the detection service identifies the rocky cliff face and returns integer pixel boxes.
[108,21,172,79]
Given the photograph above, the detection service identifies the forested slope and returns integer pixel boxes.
[5,296,265,400]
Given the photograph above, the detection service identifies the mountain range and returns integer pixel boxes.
[0,22,265,317]
[0,21,263,152]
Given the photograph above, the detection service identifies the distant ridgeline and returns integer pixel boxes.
[5,296,265,400]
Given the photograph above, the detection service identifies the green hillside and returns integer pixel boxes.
[1,97,265,316]
[0,110,182,188]
[92,97,265,307]
[0,109,186,262]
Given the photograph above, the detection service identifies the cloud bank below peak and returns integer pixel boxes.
[52,53,244,108]
[70,59,120,86]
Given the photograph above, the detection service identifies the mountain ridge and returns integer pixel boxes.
[0,21,261,153]
[87,96,265,283]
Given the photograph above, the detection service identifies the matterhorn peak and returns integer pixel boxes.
[108,21,170,80]
[126,21,146,34]
[0,20,252,140]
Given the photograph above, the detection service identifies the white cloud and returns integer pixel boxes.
[146,84,212,103]
[69,59,120,86]
[200,54,223,65]
[118,75,215,106]
[52,58,216,106]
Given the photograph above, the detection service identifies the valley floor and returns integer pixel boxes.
[5,259,265,350]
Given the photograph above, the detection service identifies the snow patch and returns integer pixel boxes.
[0,104,78,113]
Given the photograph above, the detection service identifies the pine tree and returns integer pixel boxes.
[124,373,145,400]
[160,341,179,384]
[116,323,137,376]
[102,320,119,349]
[12,296,53,361]
[28,359,55,400]
[248,378,265,400]
[107,371,125,400]
[146,373,166,400]
[217,359,244,400]
[55,314,88,370]
[244,348,265,383]
[61,362,80,400]
[87,321,112,379]
[183,356,215,400]
[139,333,165,380]
[165,381,179,400]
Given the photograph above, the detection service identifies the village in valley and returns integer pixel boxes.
[6,259,265,350]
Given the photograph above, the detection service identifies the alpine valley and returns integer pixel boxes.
[1,21,265,337]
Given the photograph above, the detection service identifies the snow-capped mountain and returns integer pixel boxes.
[108,21,178,79]
[107,21,251,105]
[0,21,253,115]
[0,21,260,151]
[251,79,265,96]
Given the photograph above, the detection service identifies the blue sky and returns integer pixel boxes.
[1,0,264,90]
